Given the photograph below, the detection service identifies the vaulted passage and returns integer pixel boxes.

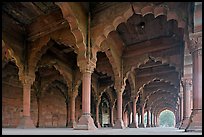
[2,2,202,134]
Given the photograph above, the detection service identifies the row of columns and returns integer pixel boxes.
[179,32,202,131]
[16,33,201,131]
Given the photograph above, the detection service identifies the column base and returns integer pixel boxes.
[113,119,125,129]
[179,117,190,129]
[110,123,114,127]
[17,116,35,128]
[95,122,101,128]
[146,124,151,128]
[68,120,77,128]
[74,114,97,130]
[138,123,145,128]
[185,109,202,132]
[129,122,138,128]
[175,122,181,128]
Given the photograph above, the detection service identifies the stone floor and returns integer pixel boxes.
[2,127,202,135]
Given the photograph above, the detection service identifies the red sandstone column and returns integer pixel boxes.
[146,109,151,127]
[68,90,78,128]
[154,113,157,127]
[186,32,202,132]
[138,113,141,126]
[178,90,184,129]
[139,104,145,128]
[95,97,101,128]
[150,111,153,127]
[123,111,128,127]
[129,96,138,128]
[17,75,35,128]
[155,114,159,127]
[110,104,115,127]
[74,61,97,130]
[180,79,192,129]
[113,91,125,129]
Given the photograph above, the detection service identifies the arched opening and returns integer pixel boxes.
[159,109,175,127]
[33,66,68,128]
[100,93,110,127]
[2,60,23,128]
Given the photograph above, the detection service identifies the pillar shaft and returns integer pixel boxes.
[74,61,97,130]
[146,109,150,127]
[68,93,77,128]
[186,32,202,132]
[183,79,192,118]
[113,91,125,129]
[110,105,114,127]
[82,72,91,114]
[17,76,35,128]
[139,105,145,127]
[150,112,153,127]
[23,84,31,116]
[95,100,101,128]
[129,97,138,128]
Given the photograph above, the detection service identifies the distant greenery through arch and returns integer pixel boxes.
[159,110,175,127]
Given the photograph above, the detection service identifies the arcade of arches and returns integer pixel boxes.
[2,2,202,132]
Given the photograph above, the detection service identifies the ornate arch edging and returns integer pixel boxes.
[93,4,185,91]
[28,28,76,79]
[2,40,24,82]
[94,4,185,48]
[123,55,179,89]
[55,2,86,53]
[138,78,178,95]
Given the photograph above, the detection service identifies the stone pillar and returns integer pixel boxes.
[17,75,35,128]
[139,104,145,128]
[153,113,156,127]
[129,112,132,126]
[146,108,151,127]
[150,112,154,127]
[180,78,192,129]
[138,113,141,125]
[129,96,138,128]
[110,104,115,127]
[186,32,202,132]
[74,60,97,130]
[123,111,128,127]
[68,90,78,128]
[95,97,101,128]
[178,91,183,129]
[155,114,159,127]
[175,110,180,127]
[113,91,125,129]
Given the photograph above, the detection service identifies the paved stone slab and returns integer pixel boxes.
[2,127,202,135]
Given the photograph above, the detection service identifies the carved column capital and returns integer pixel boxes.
[77,59,96,74]
[19,74,35,86]
[189,32,202,55]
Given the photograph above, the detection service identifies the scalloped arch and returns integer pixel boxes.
[28,28,76,77]
[2,40,24,81]
[95,4,185,48]
[123,55,178,93]
[55,2,86,52]
[138,77,178,95]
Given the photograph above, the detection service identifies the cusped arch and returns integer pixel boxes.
[28,28,76,77]
[138,77,177,96]
[94,4,185,48]
[123,55,179,91]
[55,2,86,53]
[2,40,24,81]
[37,63,72,93]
